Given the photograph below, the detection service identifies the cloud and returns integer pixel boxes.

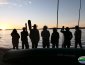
[0,0,9,4]
[28,1,32,4]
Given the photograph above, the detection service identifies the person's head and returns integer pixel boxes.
[53,28,57,32]
[75,25,79,30]
[65,27,70,31]
[62,26,64,28]
[61,26,65,30]
[12,29,17,33]
[32,24,37,29]
[22,27,26,31]
[43,25,48,30]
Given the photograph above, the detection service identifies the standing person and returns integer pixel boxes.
[74,25,82,48]
[51,28,59,48]
[11,29,20,49]
[61,27,73,48]
[30,24,40,48]
[41,26,50,48]
[21,27,29,49]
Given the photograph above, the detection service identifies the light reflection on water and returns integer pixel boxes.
[0,29,85,49]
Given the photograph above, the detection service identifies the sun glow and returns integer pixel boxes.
[0,26,6,30]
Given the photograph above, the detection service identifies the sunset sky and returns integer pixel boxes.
[0,0,85,29]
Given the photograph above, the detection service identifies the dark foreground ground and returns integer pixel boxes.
[0,48,85,65]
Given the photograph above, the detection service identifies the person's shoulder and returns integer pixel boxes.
[21,31,23,33]
[79,29,81,31]
[47,30,49,32]
[21,31,23,34]
[69,31,72,33]
[41,30,44,32]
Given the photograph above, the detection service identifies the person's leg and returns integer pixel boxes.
[67,41,70,48]
[43,42,46,48]
[63,41,66,48]
[12,43,15,49]
[25,41,29,49]
[32,42,35,48]
[22,41,24,49]
[47,41,50,48]
[79,40,82,48]
[52,43,55,48]
[75,41,77,48]
[56,40,59,48]
[16,43,18,49]
[35,42,38,48]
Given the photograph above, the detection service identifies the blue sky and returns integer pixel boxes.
[0,0,85,29]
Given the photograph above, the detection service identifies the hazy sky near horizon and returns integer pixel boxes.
[0,0,85,29]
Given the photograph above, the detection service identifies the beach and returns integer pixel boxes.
[1,48,85,65]
[0,47,9,65]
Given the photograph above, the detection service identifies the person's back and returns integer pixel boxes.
[21,27,29,49]
[74,26,82,48]
[11,32,20,41]
[41,30,50,40]
[51,28,59,48]
[61,27,72,48]
[65,31,72,41]
[29,24,40,48]
[30,29,39,43]
[11,29,20,49]
[21,31,28,41]
[75,29,81,41]
[41,26,50,48]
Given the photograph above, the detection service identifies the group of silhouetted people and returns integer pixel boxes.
[11,24,82,49]
[61,26,82,48]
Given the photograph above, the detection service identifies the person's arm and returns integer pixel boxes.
[70,32,73,40]
[80,30,82,39]
[21,32,22,41]
[61,26,64,33]
[38,30,40,41]
[41,31,43,37]
[26,31,28,36]
[18,33,20,38]
[51,33,53,43]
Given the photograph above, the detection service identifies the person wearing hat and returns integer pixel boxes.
[29,24,40,48]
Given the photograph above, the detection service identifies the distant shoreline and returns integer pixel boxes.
[0,27,85,30]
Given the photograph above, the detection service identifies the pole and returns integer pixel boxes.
[78,0,81,26]
[57,0,59,28]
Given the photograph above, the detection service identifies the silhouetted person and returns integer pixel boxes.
[41,26,50,48]
[11,29,20,49]
[21,27,29,49]
[74,26,82,48]
[30,24,40,48]
[61,27,73,48]
[51,28,59,48]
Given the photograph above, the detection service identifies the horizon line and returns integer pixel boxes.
[1,26,85,30]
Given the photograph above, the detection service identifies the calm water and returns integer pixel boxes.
[0,29,85,49]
